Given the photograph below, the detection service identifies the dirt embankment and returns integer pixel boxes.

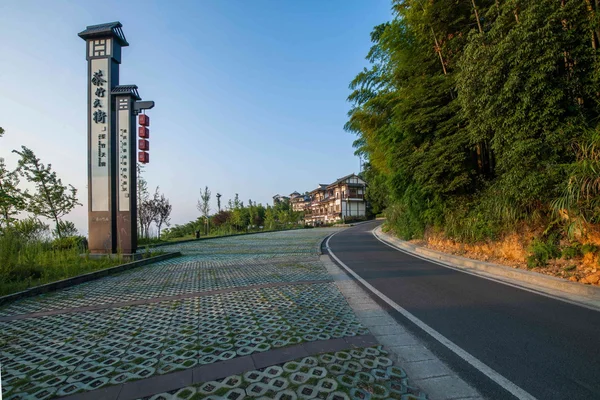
[408,229,600,287]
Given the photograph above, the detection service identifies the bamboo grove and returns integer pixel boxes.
[348,0,600,241]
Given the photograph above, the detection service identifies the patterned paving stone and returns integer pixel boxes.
[1,228,427,400]
[140,346,428,400]
[0,229,338,317]
[0,228,369,399]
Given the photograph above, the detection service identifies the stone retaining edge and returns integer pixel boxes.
[374,226,600,301]
[0,252,182,307]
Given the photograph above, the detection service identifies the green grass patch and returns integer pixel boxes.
[0,231,167,297]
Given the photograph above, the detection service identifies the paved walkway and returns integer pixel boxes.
[0,229,428,400]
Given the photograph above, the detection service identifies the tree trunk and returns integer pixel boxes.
[430,27,448,75]
[471,0,483,34]
[585,0,599,50]
[35,158,61,238]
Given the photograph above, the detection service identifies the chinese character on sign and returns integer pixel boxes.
[95,87,106,97]
[91,70,106,86]
[93,110,107,124]
[93,99,102,108]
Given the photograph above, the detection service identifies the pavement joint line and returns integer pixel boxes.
[447,397,487,400]
[54,334,378,400]
[0,279,328,321]
[324,231,538,400]
[412,373,453,381]
[373,225,600,312]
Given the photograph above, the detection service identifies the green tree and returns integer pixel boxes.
[197,186,211,235]
[137,163,151,238]
[347,0,599,241]
[0,128,27,229]
[52,220,79,238]
[0,160,26,230]
[152,188,172,239]
[264,206,276,230]
[13,146,81,238]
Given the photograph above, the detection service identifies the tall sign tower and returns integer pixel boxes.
[79,22,154,255]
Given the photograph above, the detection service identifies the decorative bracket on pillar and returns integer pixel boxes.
[133,101,155,115]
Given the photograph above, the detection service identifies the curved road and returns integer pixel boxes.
[327,221,600,400]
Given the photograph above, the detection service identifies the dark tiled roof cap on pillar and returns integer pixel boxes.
[78,21,129,46]
[112,85,141,100]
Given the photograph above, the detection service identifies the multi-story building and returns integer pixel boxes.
[303,174,367,225]
[289,191,310,212]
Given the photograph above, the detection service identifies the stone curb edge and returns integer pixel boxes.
[0,252,182,307]
[374,226,600,303]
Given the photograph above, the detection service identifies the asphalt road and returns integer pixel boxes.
[327,220,600,400]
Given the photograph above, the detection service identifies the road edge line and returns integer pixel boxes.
[325,232,537,400]
[372,226,600,312]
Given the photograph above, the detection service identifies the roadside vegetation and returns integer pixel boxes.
[0,128,162,296]
[151,188,307,244]
[348,1,600,284]
[0,223,125,296]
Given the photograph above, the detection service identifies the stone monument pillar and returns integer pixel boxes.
[113,86,140,254]
[79,22,129,254]
[79,22,154,255]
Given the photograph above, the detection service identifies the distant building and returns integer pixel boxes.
[304,174,367,225]
[272,194,290,205]
[289,191,310,212]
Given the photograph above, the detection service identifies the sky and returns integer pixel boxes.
[0,0,393,235]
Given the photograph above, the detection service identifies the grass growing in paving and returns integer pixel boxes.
[144,346,428,400]
[0,228,356,399]
[0,283,367,398]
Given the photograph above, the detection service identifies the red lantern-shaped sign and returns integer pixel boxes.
[138,127,149,138]
[138,151,149,164]
[139,139,150,151]
[139,114,150,127]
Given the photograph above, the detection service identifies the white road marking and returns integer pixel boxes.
[325,232,538,400]
[371,226,600,312]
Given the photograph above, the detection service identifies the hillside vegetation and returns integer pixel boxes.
[349,0,600,282]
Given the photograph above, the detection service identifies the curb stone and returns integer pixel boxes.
[374,226,600,311]
[0,252,182,307]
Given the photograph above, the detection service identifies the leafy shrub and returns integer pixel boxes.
[52,221,79,238]
[51,236,88,251]
[7,264,44,281]
[385,185,432,240]
[527,238,561,268]
[9,217,49,241]
[561,244,581,260]
[581,243,599,255]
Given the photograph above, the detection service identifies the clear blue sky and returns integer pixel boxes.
[0,0,392,234]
